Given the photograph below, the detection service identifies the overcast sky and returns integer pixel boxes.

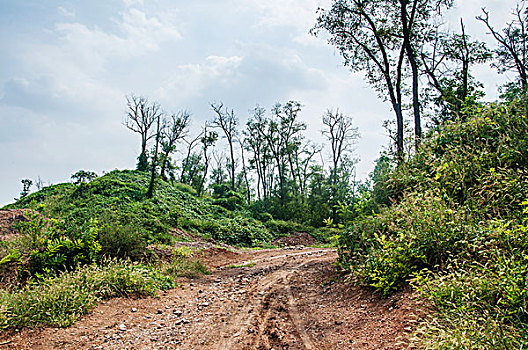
[0,0,520,206]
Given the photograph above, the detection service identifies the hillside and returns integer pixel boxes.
[3,170,281,248]
[339,100,528,348]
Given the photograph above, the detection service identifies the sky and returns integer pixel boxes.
[0,0,520,206]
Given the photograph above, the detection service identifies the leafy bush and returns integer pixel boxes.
[164,247,209,279]
[1,213,101,280]
[98,220,147,261]
[339,100,528,347]
[265,219,310,237]
[210,217,272,246]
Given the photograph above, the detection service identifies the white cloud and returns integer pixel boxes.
[123,0,145,7]
[57,6,75,18]
[158,55,244,102]
[3,7,183,116]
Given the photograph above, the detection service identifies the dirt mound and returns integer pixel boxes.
[273,232,318,247]
[0,209,33,241]
[199,247,243,269]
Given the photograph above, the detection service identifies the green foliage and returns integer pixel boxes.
[5,170,273,248]
[97,214,148,261]
[1,212,101,280]
[19,179,33,199]
[338,100,528,346]
[265,219,309,236]
[136,151,149,172]
[172,182,197,196]
[164,247,209,279]
[0,260,175,329]
[209,217,271,246]
[71,170,98,185]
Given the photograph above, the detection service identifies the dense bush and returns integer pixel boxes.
[265,219,310,236]
[339,100,528,347]
[0,213,101,280]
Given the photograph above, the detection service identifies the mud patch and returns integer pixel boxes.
[199,247,244,269]
[273,232,317,247]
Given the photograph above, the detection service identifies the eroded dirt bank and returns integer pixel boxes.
[1,247,418,350]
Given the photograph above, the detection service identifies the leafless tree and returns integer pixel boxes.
[124,95,162,159]
[211,102,239,190]
[478,3,528,102]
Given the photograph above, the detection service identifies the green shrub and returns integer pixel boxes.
[1,213,102,280]
[164,247,209,279]
[265,219,310,237]
[98,222,147,261]
[173,182,197,196]
[0,260,175,329]
[338,101,528,346]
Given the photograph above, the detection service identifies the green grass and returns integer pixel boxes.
[227,262,256,268]
[0,260,175,329]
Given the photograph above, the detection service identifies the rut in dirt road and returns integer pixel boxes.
[201,250,327,350]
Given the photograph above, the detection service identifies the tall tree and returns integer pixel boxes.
[146,113,164,198]
[197,125,218,196]
[159,111,190,179]
[314,0,452,156]
[478,3,528,105]
[239,138,252,204]
[210,151,228,186]
[322,109,360,221]
[398,0,453,147]
[211,102,239,191]
[313,0,406,160]
[245,106,273,200]
[124,95,161,171]
[180,131,203,184]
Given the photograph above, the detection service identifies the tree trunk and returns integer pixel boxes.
[147,117,161,198]
[400,0,421,150]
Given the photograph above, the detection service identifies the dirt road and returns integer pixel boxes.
[2,247,418,349]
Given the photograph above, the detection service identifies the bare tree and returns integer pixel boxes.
[239,138,252,203]
[146,113,164,198]
[478,4,528,104]
[322,109,359,221]
[211,102,239,191]
[124,95,162,171]
[421,19,491,122]
[197,125,218,196]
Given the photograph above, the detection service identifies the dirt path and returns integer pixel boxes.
[1,247,419,350]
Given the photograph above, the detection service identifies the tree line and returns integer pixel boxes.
[312,0,528,160]
[124,96,359,226]
[123,0,528,226]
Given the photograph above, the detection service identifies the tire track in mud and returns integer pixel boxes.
[212,249,333,350]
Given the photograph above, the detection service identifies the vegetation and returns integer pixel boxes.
[4,1,528,347]
[0,260,175,329]
[338,100,528,347]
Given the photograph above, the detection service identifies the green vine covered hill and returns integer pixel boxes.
[4,169,281,249]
